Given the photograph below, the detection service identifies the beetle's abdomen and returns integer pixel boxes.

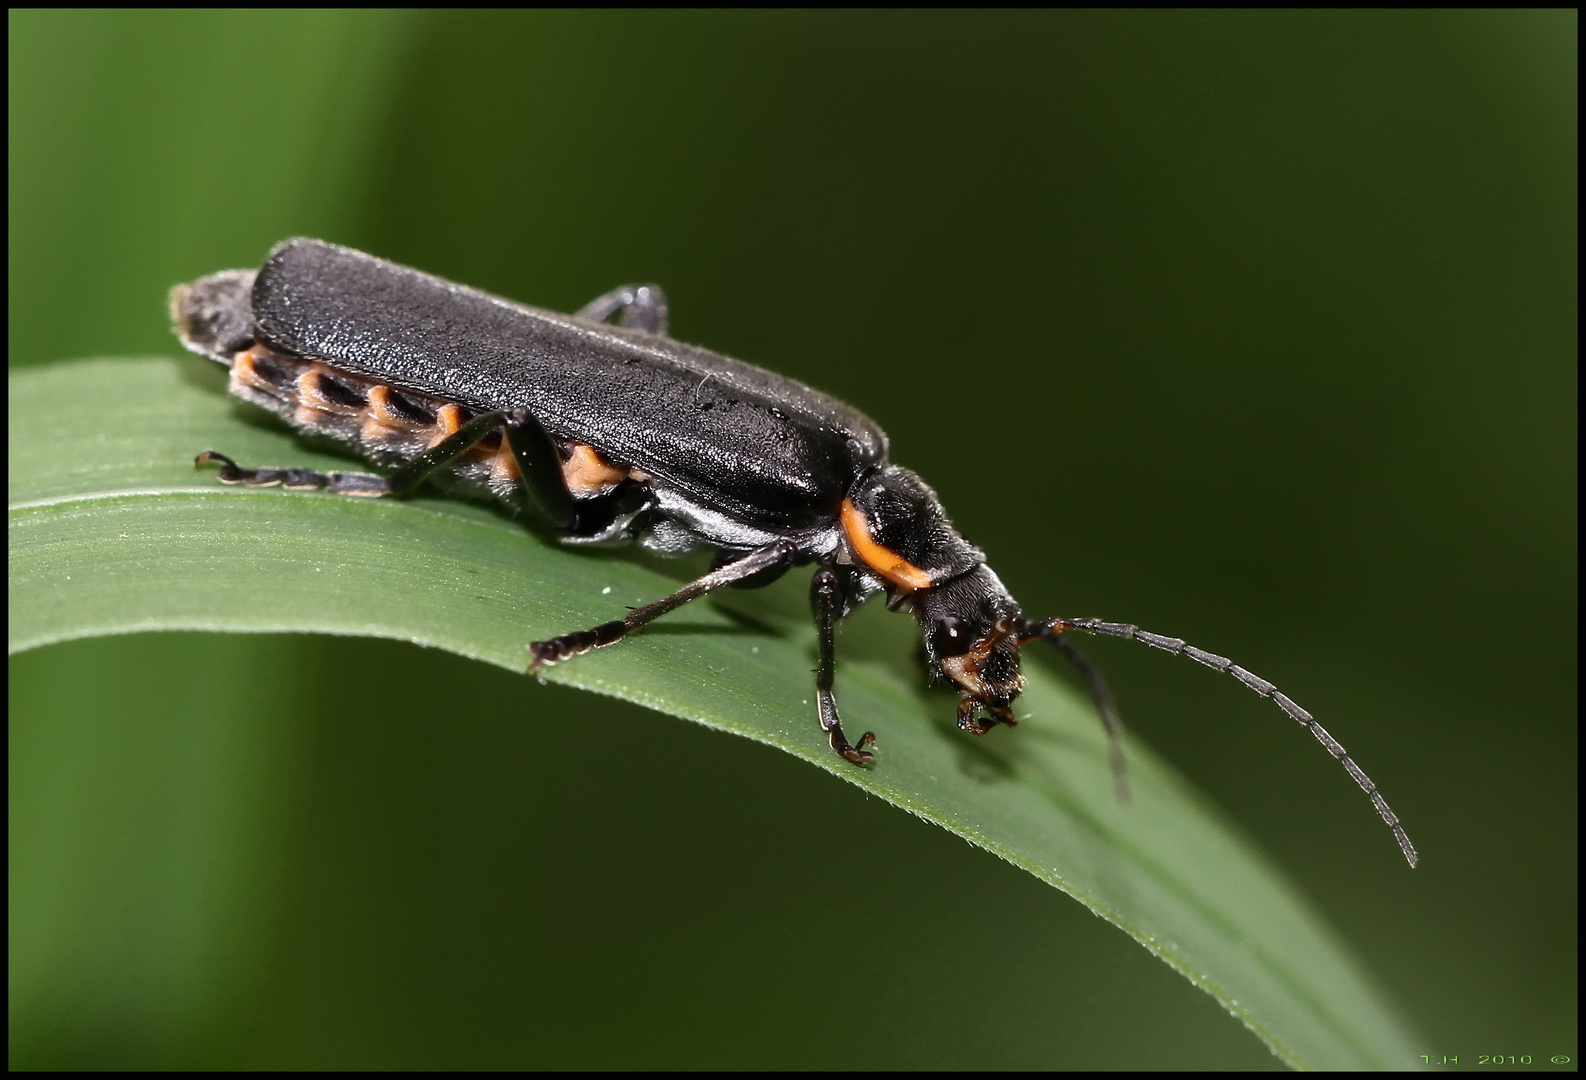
[222,342,648,505]
[223,343,520,488]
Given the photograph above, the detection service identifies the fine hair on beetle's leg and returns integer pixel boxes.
[811,565,876,765]
[1043,632,1129,803]
[1043,616,1419,868]
[196,409,514,499]
[527,538,800,673]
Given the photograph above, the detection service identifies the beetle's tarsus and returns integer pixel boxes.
[197,448,393,496]
[527,621,626,673]
[195,449,245,482]
[830,727,876,765]
[956,697,1016,736]
[956,701,986,735]
[525,644,555,675]
[817,690,875,766]
[196,449,311,489]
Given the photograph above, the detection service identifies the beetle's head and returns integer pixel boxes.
[912,567,1027,727]
[841,466,1026,727]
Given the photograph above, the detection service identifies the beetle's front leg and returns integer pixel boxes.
[575,283,669,336]
[811,565,875,765]
[954,696,1017,736]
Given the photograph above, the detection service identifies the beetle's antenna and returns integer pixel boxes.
[1043,634,1129,804]
[1041,616,1418,868]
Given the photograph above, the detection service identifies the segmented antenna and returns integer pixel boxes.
[1043,616,1418,868]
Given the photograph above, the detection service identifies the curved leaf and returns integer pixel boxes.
[8,358,1419,1068]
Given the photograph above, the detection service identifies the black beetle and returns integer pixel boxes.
[172,238,1416,866]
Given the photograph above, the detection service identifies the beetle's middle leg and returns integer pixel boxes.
[528,537,798,671]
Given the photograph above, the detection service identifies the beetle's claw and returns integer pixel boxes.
[833,729,876,765]
[526,640,559,676]
[956,699,990,735]
[956,700,1016,736]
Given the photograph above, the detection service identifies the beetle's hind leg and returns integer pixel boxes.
[197,408,515,498]
[197,406,580,531]
[575,284,669,336]
[811,565,876,765]
[528,537,798,670]
[195,450,391,495]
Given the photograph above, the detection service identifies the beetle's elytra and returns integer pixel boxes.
[173,238,1417,867]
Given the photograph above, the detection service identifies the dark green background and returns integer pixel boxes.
[9,10,1575,1069]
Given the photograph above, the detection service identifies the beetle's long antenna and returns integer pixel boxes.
[1042,617,1418,868]
[1044,634,1130,804]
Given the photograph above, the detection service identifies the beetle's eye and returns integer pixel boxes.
[931,615,971,657]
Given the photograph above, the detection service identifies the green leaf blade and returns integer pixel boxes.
[8,358,1422,1068]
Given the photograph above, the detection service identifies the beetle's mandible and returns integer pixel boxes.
[172,238,1417,867]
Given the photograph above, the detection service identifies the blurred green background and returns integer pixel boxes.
[9,10,1575,1069]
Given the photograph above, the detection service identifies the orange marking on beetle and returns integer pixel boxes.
[360,385,408,443]
[490,439,521,483]
[296,363,365,417]
[561,443,629,496]
[230,348,279,397]
[840,498,933,591]
[364,385,416,428]
[427,402,467,448]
